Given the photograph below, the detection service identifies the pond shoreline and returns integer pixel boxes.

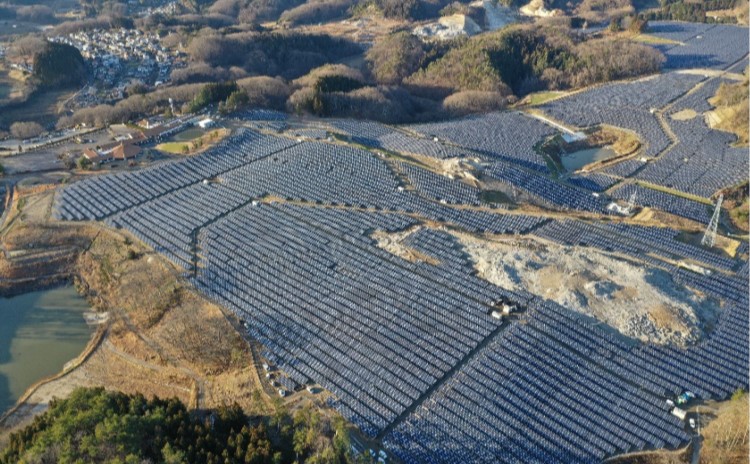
[0,285,97,418]
[0,324,105,428]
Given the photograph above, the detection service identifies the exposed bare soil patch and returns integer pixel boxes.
[670,109,699,121]
[454,232,719,347]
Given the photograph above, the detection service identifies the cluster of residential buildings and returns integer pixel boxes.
[136,1,182,17]
[50,28,183,89]
[81,115,192,164]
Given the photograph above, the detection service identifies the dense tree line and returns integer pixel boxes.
[188,81,240,112]
[32,41,88,89]
[406,24,663,96]
[9,121,44,139]
[574,0,634,23]
[5,34,47,67]
[286,63,423,122]
[59,82,205,128]
[136,11,234,30]
[357,0,452,20]
[186,31,361,79]
[0,3,55,23]
[15,4,55,23]
[58,21,666,127]
[365,32,430,85]
[39,4,668,128]
[50,14,133,36]
[206,0,305,24]
[279,0,355,25]
[0,387,356,464]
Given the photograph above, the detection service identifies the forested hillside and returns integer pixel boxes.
[1,388,354,464]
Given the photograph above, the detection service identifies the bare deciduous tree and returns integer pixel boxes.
[10,121,44,140]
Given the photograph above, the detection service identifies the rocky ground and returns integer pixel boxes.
[455,233,719,347]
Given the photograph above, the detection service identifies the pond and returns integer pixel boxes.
[560,147,618,172]
[0,286,92,414]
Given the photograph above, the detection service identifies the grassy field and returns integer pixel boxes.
[700,390,748,464]
[0,65,29,105]
[518,91,568,107]
[609,391,748,464]
[156,141,191,154]
[170,127,205,142]
[0,89,75,128]
[707,78,748,145]
[156,128,229,155]
[631,34,682,45]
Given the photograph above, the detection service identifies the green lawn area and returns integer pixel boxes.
[156,128,229,155]
[156,141,190,154]
[631,34,682,45]
[519,91,567,107]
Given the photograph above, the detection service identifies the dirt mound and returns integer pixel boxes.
[671,109,699,120]
[413,15,482,40]
[372,226,440,265]
[455,233,718,347]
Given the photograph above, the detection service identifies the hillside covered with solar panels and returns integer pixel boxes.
[51,21,748,464]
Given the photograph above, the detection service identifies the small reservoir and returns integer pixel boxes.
[0,287,92,414]
[560,147,618,172]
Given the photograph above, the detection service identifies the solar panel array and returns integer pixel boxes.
[53,24,749,462]
[384,300,694,464]
[485,163,607,212]
[406,112,556,173]
[540,73,704,158]
[394,161,482,206]
[534,219,737,273]
[55,130,297,221]
[633,78,749,198]
[328,119,469,160]
[55,123,747,462]
[609,183,712,224]
[566,172,620,192]
[646,22,749,70]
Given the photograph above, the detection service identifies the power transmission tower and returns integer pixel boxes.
[627,190,637,213]
[701,194,723,248]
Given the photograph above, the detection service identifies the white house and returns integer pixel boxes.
[197,118,215,129]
